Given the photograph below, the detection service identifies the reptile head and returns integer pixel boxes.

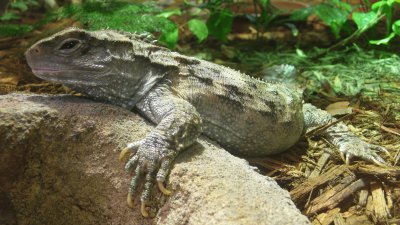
[25,27,168,109]
[25,27,124,85]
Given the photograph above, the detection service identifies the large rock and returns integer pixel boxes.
[0,93,310,225]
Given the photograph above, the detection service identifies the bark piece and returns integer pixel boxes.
[312,208,340,225]
[290,165,349,203]
[368,182,391,222]
[306,178,367,215]
[306,174,356,215]
[308,152,330,178]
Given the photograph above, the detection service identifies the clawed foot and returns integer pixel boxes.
[119,138,174,217]
[338,139,390,165]
[126,192,150,217]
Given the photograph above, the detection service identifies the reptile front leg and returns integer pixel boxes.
[119,84,202,217]
[303,103,388,164]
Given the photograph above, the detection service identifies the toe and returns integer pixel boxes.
[119,140,144,162]
[368,153,386,166]
[119,148,131,162]
[371,145,390,156]
[140,201,149,217]
[127,192,135,208]
[125,155,139,172]
[156,158,173,195]
[157,181,172,195]
[128,164,142,193]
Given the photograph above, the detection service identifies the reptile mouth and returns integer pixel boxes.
[30,68,106,86]
[31,68,61,73]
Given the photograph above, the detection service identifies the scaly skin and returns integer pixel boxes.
[25,27,388,217]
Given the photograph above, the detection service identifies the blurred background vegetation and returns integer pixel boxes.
[0,1,399,224]
[0,0,399,47]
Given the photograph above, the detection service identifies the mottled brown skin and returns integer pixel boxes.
[25,27,388,217]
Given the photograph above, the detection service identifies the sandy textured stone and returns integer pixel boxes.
[0,93,310,225]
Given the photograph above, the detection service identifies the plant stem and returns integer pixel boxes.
[311,13,384,59]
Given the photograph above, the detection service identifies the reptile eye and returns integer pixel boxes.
[58,38,82,53]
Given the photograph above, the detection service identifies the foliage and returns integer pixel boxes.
[206,8,233,41]
[0,0,38,37]
[179,1,234,42]
[355,0,400,45]
[1,0,399,48]
[188,19,208,43]
[245,0,277,37]
[289,0,353,39]
[291,0,400,45]
[0,0,38,21]
[236,46,400,101]
[0,23,33,36]
[44,1,179,48]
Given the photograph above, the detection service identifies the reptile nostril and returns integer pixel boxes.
[31,46,41,54]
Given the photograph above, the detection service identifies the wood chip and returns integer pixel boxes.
[383,184,393,211]
[326,101,352,116]
[333,213,346,225]
[291,165,349,203]
[312,208,340,225]
[309,152,330,178]
[358,188,369,207]
[369,182,391,221]
[380,124,400,136]
[355,165,400,177]
[306,176,361,215]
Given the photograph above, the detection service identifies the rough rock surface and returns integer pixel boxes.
[0,93,310,225]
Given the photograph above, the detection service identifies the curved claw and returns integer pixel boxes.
[127,192,135,208]
[119,148,131,162]
[120,140,144,162]
[141,201,149,217]
[340,152,345,162]
[372,145,391,157]
[345,153,352,165]
[371,158,385,166]
[157,181,172,196]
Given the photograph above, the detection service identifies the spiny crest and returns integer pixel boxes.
[43,27,134,44]
[52,27,161,46]
[111,30,158,44]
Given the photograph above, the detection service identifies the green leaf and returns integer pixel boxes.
[371,1,385,11]
[285,23,299,36]
[188,19,208,43]
[369,32,395,45]
[206,9,233,41]
[372,1,394,35]
[333,75,343,93]
[260,0,268,9]
[371,1,391,13]
[387,0,396,6]
[393,20,400,35]
[11,1,29,11]
[157,9,181,18]
[289,7,313,21]
[0,24,33,36]
[313,3,350,38]
[352,11,378,30]
[160,23,179,49]
[330,0,352,11]
[295,48,307,58]
[0,12,20,21]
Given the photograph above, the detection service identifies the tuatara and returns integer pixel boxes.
[25,27,388,217]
